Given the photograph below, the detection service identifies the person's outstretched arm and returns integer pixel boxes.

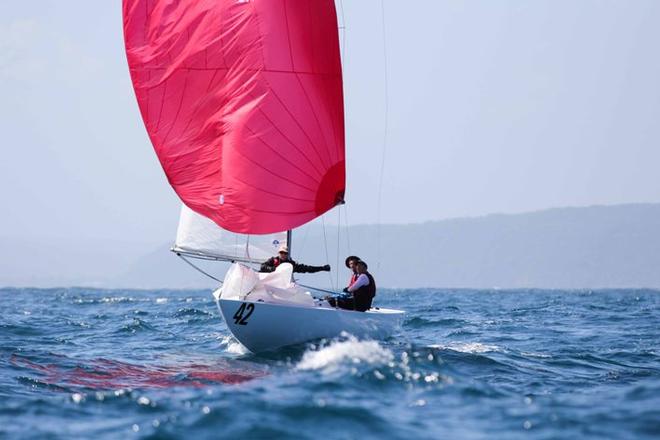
[293,262,331,273]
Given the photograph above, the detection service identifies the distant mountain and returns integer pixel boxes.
[291,203,660,289]
[3,204,660,289]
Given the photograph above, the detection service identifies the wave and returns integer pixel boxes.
[428,342,502,354]
[404,316,466,328]
[174,308,214,318]
[219,336,250,356]
[116,318,156,334]
[294,336,455,388]
[0,323,45,337]
[296,335,394,373]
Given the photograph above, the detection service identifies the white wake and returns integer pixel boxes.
[296,335,394,373]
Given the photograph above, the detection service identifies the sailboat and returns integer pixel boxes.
[123,0,404,352]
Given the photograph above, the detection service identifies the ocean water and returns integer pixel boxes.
[1,287,658,439]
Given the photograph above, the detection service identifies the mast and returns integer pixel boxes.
[286,230,292,257]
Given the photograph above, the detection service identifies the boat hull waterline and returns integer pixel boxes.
[218,298,405,353]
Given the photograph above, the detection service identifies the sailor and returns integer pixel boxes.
[345,255,361,288]
[259,245,331,274]
[345,260,376,312]
[328,260,376,312]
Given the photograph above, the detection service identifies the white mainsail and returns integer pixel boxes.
[173,205,287,264]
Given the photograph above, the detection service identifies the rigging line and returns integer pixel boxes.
[376,0,389,270]
[177,253,223,284]
[339,0,347,69]
[321,215,336,292]
[245,234,254,267]
[343,204,352,254]
[336,207,341,291]
[241,235,250,298]
[298,283,337,296]
[299,221,311,259]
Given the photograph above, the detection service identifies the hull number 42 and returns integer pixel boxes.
[233,302,255,325]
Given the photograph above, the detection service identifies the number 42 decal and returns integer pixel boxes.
[233,302,255,325]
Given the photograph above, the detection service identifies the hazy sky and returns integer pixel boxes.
[1,0,659,247]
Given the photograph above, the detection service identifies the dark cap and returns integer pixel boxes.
[345,255,360,268]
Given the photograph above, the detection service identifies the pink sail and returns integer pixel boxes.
[123,0,345,234]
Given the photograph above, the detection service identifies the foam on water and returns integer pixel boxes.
[219,335,250,355]
[297,335,394,372]
[428,342,502,353]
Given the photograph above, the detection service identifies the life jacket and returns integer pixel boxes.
[354,272,376,299]
[348,272,359,287]
[272,256,291,268]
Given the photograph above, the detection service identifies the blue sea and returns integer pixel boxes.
[1,288,658,439]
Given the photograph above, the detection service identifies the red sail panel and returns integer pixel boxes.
[123,0,345,234]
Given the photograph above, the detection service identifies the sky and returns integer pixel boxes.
[1,0,659,249]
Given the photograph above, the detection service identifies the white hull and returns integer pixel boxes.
[218,298,404,353]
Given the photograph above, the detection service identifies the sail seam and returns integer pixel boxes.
[294,73,334,167]
[250,101,323,178]
[252,106,325,179]
[137,66,341,77]
[245,125,322,184]
[238,207,316,215]
[231,146,317,193]
[161,70,190,145]
[153,53,171,132]
[281,0,296,71]
[318,75,342,166]
[167,70,223,172]
[266,86,331,170]
[176,68,222,145]
[232,175,315,202]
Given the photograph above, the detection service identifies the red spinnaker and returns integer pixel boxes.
[123,0,345,234]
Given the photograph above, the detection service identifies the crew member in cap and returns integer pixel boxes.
[259,245,331,274]
[328,260,376,312]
